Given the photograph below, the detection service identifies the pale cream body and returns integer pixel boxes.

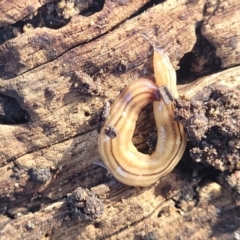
[98,49,186,186]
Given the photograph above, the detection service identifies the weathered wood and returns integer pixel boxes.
[201,0,240,68]
[0,0,149,76]
[0,0,240,239]
[0,0,53,26]
[0,0,204,162]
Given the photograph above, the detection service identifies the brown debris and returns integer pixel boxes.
[28,167,52,184]
[176,82,240,206]
[176,84,240,172]
[66,187,104,221]
[71,71,100,96]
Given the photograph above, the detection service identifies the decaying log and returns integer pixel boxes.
[0,0,240,239]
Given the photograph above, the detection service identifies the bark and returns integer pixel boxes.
[0,0,240,239]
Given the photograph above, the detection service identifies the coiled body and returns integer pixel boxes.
[98,49,186,186]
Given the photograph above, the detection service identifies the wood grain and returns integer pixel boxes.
[0,0,240,239]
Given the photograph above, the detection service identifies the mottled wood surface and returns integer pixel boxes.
[0,0,240,239]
